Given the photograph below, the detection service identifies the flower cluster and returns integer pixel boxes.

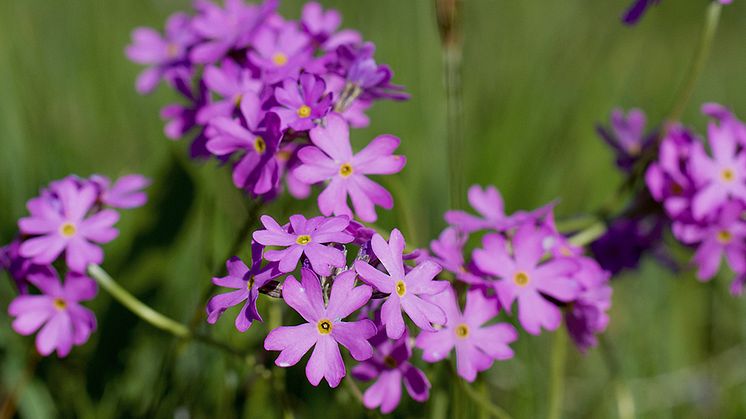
[126,0,407,221]
[623,0,731,25]
[2,174,149,356]
[431,185,613,352]
[646,104,746,293]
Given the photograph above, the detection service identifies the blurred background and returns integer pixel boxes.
[1,0,746,417]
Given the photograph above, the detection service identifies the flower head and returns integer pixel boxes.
[294,114,406,222]
[597,108,654,172]
[416,287,518,382]
[354,229,448,339]
[197,58,263,124]
[264,269,376,387]
[271,73,332,131]
[473,226,580,335]
[564,258,612,352]
[206,242,283,331]
[18,178,120,272]
[429,227,481,284]
[301,2,361,50]
[249,22,312,84]
[252,214,353,276]
[8,266,97,357]
[91,174,150,209]
[352,328,430,413]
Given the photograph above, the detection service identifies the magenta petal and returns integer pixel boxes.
[281,271,324,323]
[364,370,403,414]
[354,260,394,294]
[415,329,454,362]
[401,294,445,331]
[381,296,405,339]
[331,320,376,361]
[265,323,317,367]
[326,271,372,319]
[403,365,430,403]
[36,312,73,357]
[306,335,345,387]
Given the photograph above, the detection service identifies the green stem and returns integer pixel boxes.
[88,264,191,338]
[568,221,606,247]
[547,328,568,419]
[665,2,722,127]
[458,378,513,419]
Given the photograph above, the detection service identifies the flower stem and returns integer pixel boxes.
[665,2,722,127]
[436,0,466,210]
[458,377,514,419]
[88,264,191,338]
[568,220,606,247]
[547,328,567,419]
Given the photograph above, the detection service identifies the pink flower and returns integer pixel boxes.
[91,174,150,209]
[18,178,119,272]
[271,73,332,131]
[416,287,517,382]
[252,214,353,276]
[249,22,312,84]
[294,114,406,223]
[264,269,376,387]
[8,267,97,357]
[473,226,580,335]
[354,229,448,339]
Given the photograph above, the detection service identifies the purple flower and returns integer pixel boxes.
[8,267,97,357]
[416,287,518,382]
[91,174,150,209]
[252,214,353,276]
[445,185,552,233]
[429,227,481,284]
[190,0,277,64]
[294,114,406,223]
[597,108,654,172]
[622,0,661,25]
[1,239,33,293]
[590,217,666,276]
[473,226,580,335]
[277,143,312,199]
[675,202,746,281]
[690,113,746,220]
[564,258,612,353]
[161,80,212,158]
[264,269,376,387]
[352,328,430,413]
[197,58,263,124]
[249,22,312,84]
[207,96,282,195]
[125,13,196,94]
[354,229,448,339]
[301,2,361,51]
[18,178,119,272]
[335,43,409,101]
[271,73,332,131]
[206,243,283,331]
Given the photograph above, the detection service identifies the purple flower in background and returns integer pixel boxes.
[597,108,653,172]
[445,185,551,233]
[622,0,661,25]
[690,118,746,220]
[249,22,312,83]
[125,12,196,94]
[675,202,746,281]
[8,267,97,357]
[301,2,361,51]
[206,243,283,332]
[564,258,612,352]
[325,74,372,128]
[429,227,481,284]
[473,226,580,335]
[252,214,353,275]
[352,328,430,413]
[336,43,409,101]
[190,0,277,64]
[18,179,119,272]
[294,114,406,223]
[0,239,33,294]
[590,217,665,276]
[645,125,699,220]
[161,80,212,158]
[207,96,282,195]
[91,174,150,209]
[354,229,448,339]
[197,58,263,124]
[277,143,312,199]
[703,103,746,145]
[264,269,376,387]
[416,287,517,382]
[271,73,332,131]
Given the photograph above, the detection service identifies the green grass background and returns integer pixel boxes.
[1,0,746,417]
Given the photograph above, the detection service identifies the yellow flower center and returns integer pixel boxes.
[513,272,530,287]
[246,276,255,291]
[317,319,333,335]
[339,163,354,177]
[717,230,733,244]
[297,105,312,118]
[559,246,573,257]
[455,323,470,339]
[276,150,291,162]
[166,43,179,58]
[395,280,406,297]
[59,222,77,238]
[722,168,735,182]
[296,235,311,245]
[383,355,398,369]
[271,52,288,66]
[233,94,243,106]
[253,136,266,154]
[53,298,67,310]
[670,183,684,195]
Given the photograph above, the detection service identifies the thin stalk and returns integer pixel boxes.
[547,328,568,419]
[665,2,722,127]
[458,378,514,419]
[568,221,607,247]
[436,0,466,210]
[599,335,636,419]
